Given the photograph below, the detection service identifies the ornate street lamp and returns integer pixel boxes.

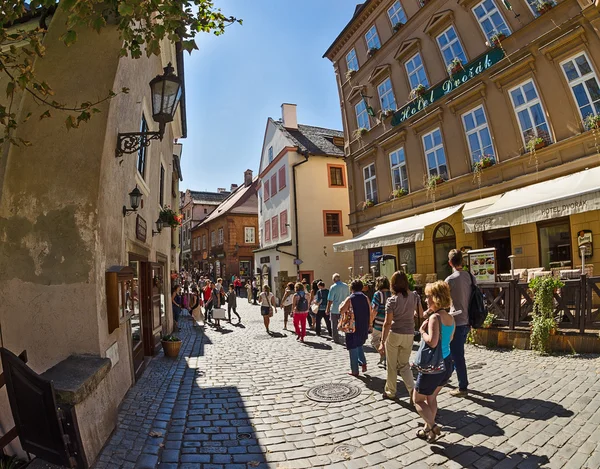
[152,217,164,236]
[115,63,183,157]
[122,185,143,216]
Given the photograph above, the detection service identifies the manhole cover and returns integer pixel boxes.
[237,433,252,440]
[306,383,361,403]
[334,444,358,455]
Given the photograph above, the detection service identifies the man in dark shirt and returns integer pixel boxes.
[314,281,332,336]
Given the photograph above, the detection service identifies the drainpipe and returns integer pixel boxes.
[292,149,310,279]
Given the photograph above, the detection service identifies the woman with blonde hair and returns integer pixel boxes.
[259,285,277,334]
[413,281,455,442]
[292,282,311,342]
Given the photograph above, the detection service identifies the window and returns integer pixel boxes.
[280,210,288,236]
[210,231,216,247]
[462,105,495,164]
[538,220,572,269]
[271,174,277,196]
[346,48,359,72]
[405,53,429,89]
[217,227,224,245]
[422,128,448,179]
[204,208,208,214]
[265,220,271,242]
[137,116,148,179]
[264,179,270,201]
[363,163,378,203]
[378,78,397,111]
[355,100,371,131]
[272,215,279,239]
[268,146,274,163]
[561,52,600,121]
[365,25,381,50]
[434,223,456,280]
[524,0,554,17]
[390,148,409,192]
[509,80,552,145]
[159,164,165,207]
[472,0,510,41]
[202,234,206,250]
[436,26,467,68]
[244,227,255,244]
[388,1,407,27]
[278,166,286,190]
[324,211,343,236]
[329,165,345,187]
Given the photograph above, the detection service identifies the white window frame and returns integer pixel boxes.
[355,100,371,131]
[405,52,429,89]
[244,227,255,244]
[560,51,600,121]
[422,128,449,179]
[365,25,381,51]
[377,78,397,112]
[436,25,468,68]
[508,79,552,146]
[346,48,359,72]
[387,1,407,27]
[472,0,511,41]
[211,231,216,247]
[461,105,495,164]
[218,227,224,245]
[389,147,409,193]
[363,163,378,203]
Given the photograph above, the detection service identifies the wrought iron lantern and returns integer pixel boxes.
[123,185,143,217]
[152,217,164,236]
[115,62,183,157]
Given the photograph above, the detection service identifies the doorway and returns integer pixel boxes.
[128,257,146,379]
[483,229,512,273]
[433,223,456,280]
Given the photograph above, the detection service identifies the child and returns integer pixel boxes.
[226,285,241,323]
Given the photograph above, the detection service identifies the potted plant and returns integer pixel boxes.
[409,84,427,100]
[529,276,563,354]
[368,46,379,58]
[345,68,357,81]
[536,0,554,14]
[526,136,546,152]
[364,199,375,208]
[584,114,600,130]
[393,22,404,33]
[488,32,506,48]
[381,108,395,119]
[161,334,182,357]
[424,174,444,204]
[353,127,368,140]
[392,187,408,198]
[473,155,495,172]
[159,206,182,228]
[447,57,464,75]
[482,312,497,329]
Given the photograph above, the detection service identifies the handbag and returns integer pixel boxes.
[212,308,227,320]
[337,298,356,333]
[411,318,445,374]
[311,303,319,314]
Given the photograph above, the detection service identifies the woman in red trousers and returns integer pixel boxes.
[292,282,311,342]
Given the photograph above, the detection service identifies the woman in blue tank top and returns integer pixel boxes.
[413,281,455,443]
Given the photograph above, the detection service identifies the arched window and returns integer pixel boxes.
[433,223,456,280]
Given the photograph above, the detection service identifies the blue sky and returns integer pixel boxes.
[181,0,354,191]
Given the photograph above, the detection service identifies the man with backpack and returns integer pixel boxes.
[445,249,474,397]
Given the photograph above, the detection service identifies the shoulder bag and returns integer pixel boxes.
[337,296,356,333]
[411,313,446,374]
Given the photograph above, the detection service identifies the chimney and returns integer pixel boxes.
[217,188,227,193]
[230,183,239,192]
[281,103,298,130]
[244,169,253,187]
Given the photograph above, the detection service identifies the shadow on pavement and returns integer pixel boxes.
[267,331,288,339]
[436,409,504,438]
[302,341,332,350]
[431,442,549,468]
[232,323,246,328]
[355,374,414,410]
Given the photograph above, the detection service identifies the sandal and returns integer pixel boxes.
[416,428,429,439]
[427,425,441,443]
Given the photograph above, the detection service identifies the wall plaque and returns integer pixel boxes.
[578,230,593,257]
[136,215,147,242]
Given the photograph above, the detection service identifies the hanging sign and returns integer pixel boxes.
[391,47,505,127]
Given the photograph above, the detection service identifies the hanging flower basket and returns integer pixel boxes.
[526,136,546,152]
[159,207,182,228]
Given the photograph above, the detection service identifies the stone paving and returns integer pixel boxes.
[93,301,600,469]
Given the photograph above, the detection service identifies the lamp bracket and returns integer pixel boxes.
[115,131,162,158]
[152,230,162,237]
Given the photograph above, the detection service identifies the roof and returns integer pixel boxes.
[273,120,345,158]
[323,1,373,59]
[198,178,258,227]
[189,190,229,205]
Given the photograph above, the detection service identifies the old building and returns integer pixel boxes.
[254,104,353,297]
[195,171,259,279]
[325,0,600,281]
[179,189,229,269]
[0,6,185,466]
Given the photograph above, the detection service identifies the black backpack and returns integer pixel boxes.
[297,294,309,312]
[468,273,487,328]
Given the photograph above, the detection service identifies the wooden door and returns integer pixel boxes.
[128,258,146,380]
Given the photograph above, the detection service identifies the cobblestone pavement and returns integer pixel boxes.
[94,301,600,469]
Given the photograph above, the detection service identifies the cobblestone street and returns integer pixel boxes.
[94,301,600,469]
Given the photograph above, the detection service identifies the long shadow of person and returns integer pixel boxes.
[301,341,332,350]
[268,331,288,339]
[431,441,549,468]
[436,409,504,438]
[355,374,414,411]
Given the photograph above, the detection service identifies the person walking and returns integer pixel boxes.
[281,282,295,331]
[413,281,455,442]
[370,276,392,367]
[171,285,183,331]
[340,280,371,376]
[379,272,422,400]
[252,278,259,305]
[292,283,310,342]
[226,284,241,323]
[234,276,242,297]
[210,281,223,329]
[445,249,472,397]
[203,282,213,322]
[314,281,332,336]
[189,286,204,326]
[326,273,350,344]
[259,285,277,333]
[246,280,253,303]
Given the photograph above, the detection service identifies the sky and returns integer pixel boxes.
[180,0,354,192]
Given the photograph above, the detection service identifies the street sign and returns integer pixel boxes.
[293,259,303,265]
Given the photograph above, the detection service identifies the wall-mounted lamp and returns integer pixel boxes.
[115,63,183,158]
[152,217,164,236]
[123,186,143,217]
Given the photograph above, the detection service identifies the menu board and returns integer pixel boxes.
[468,248,497,283]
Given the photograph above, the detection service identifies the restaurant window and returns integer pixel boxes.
[137,115,148,179]
[324,211,343,236]
[363,163,378,204]
[434,223,456,280]
[329,165,345,187]
[279,166,286,190]
[436,26,467,69]
[272,215,279,239]
[560,52,600,122]
[462,105,495,164]
[280,210,288,236]
[346,48,359,72]
[378,77,397,111]
[422,128,449,179]
[218,227,224,245]
[509,80,552,146]
[388,1,407,27]
[244,227,255,244]
[390,147,409,193]
[265,219,271,242]
[271,173,277,196]
[405,52,429,90]
[538,220,572,269]
[355,100,371,131]
[472,0,511,42]
[365,25,381,50]
[397,244,417,274]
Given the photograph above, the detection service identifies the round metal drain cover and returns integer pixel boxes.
[334,444,358,455]
[237,433,252,440]
[306,383,361,403]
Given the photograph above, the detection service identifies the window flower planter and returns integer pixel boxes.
[536,1,554,14]
[368,47,380,58]
[447,58,464,76]
[473,155,495,171]
[345,69,357,81]
[365,199,375,208]
[381,109,395,119]
[584,114,600,130]
[354,127,368,140]
[409,84,427,100]
[526,136,547,152]
[392,188,408,198]
[393,22,404,33]
[488,33,506,48]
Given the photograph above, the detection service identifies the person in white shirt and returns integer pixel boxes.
[259,285,277,334]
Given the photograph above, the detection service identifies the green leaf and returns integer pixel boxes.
[61,30,77,46]
[118,3,134,16]
[6,82,15,97]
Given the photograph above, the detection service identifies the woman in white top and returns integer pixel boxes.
[259,285,277,334]
[281,282,295,330]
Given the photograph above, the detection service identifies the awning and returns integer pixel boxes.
[464,167,600,233]
[333,205,462,253]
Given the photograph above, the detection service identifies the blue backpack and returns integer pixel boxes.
[296,293,309,312]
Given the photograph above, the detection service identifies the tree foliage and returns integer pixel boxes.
[0,0,241,145]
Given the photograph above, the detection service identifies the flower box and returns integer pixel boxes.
[489,33,506,48]
[392,188,408,198]
[393,22,403,33]
[585,114,600,130]
[345,69,357,81]
[368,47,379,58]
[536,1,554,14]
[447,58,464,76]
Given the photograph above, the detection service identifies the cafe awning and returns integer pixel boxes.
[464,166,600,233]
[333,205,462,253]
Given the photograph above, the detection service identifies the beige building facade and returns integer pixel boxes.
[325,0,600,281]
